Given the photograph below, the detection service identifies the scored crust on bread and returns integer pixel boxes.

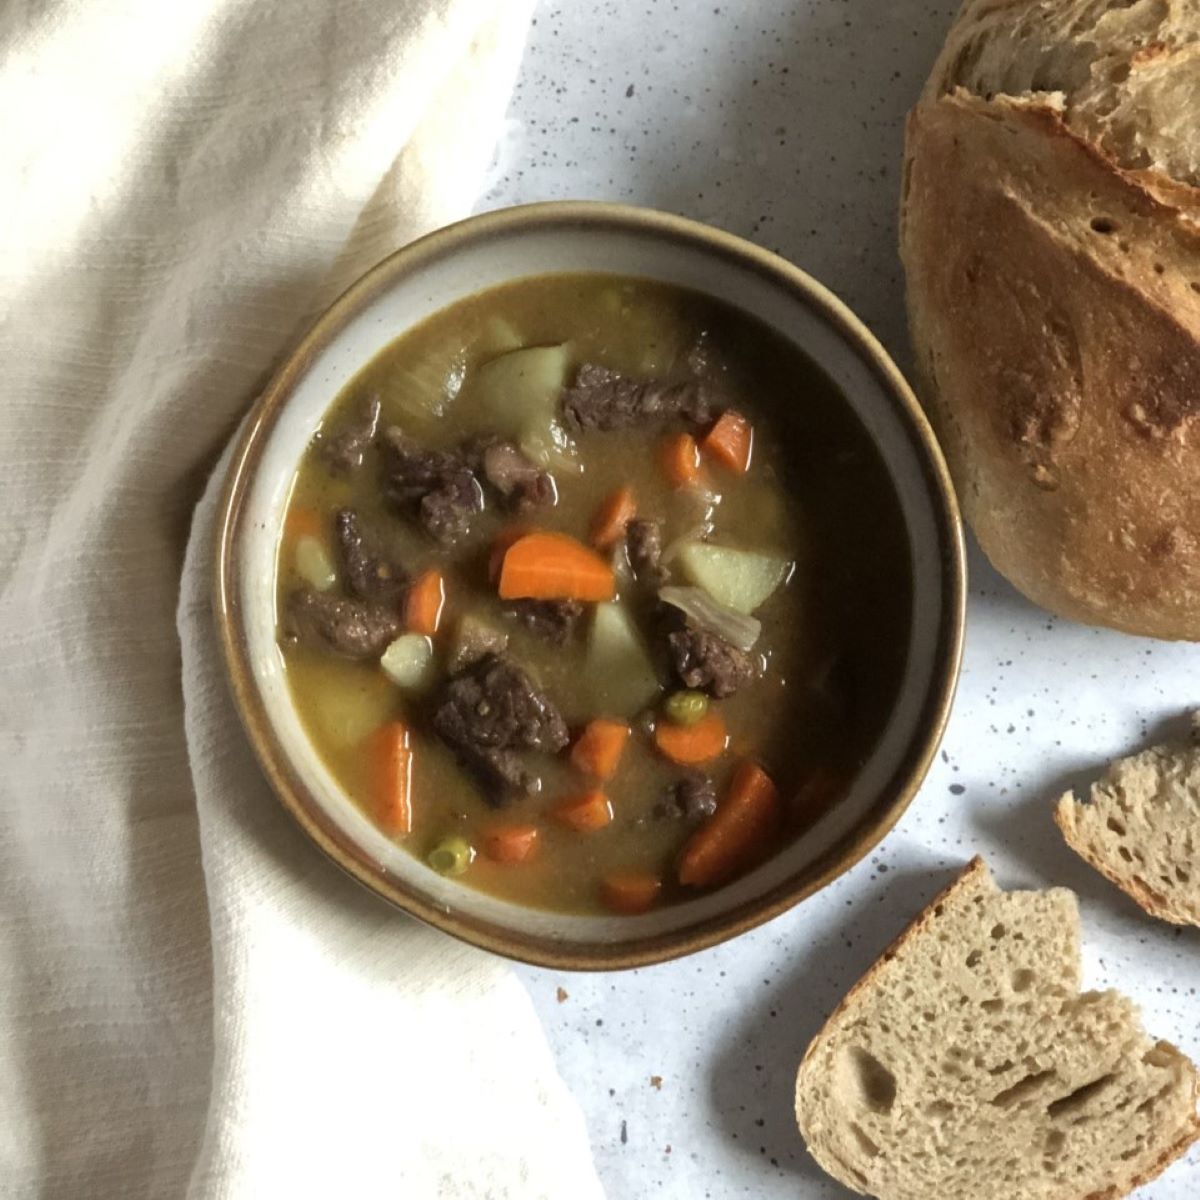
[794,858,1199,1200]
[1056,714,1200,927]
[901,0,1200,638]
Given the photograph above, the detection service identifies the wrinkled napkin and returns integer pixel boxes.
[0,1,602,1195]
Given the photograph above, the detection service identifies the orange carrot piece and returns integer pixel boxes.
[589,486,637,550]
[498,531,616,602]
[406,569,446,636]
[550,789,614,832]
[285,506,324,541]
[489,524,531,583]
[677,760,780,888]
[371,721,414,836]
[600,870,663,914]
[660,432,701,488]
[483,825,540,865]
[654,711,729,765]
[570,719,631,780]
[702,410,753,473]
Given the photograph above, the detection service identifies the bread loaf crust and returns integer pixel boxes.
[902,0,1200,638]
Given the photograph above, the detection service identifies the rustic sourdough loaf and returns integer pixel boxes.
[901,0,1200,638]
[1057,713,1200,926]
[794,858,1199,1200]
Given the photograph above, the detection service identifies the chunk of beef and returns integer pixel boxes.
[432,654,569,804]
[282,587,401,660]
[446,614,510,675]
[561,364,714,431]
[654,774,719,822]
[506,599,584,644]
[625,517,665,584]
[668,624,754,698]
[380,428,484,544]
[333,509,407,603]
[477,439,556,513]
[319,395,381,474]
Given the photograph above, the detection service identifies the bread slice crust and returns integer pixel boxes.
[1056,716,1200,927]
[795,858,1200,1200]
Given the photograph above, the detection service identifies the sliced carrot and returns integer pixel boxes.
[570,719,631,780]
[600,870,662,914]
[371,721,413,836]
[285,505,324,541]
[678,760,781,888]
[654,710,729,765]
[498,531,616,602]
[406,568,446,636]
[660,432,701,488]
[489,524,531,584]
[702,410,753,473]
[550,789,614,832]
[483,825,539,865]
[589,486,637,550]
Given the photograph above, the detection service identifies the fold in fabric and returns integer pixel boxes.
[0,1,602,1194]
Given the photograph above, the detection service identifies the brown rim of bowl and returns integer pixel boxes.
[214,201,966,972]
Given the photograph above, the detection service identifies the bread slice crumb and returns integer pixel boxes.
[794,858,1199,1200]
[1056,714,1200,927]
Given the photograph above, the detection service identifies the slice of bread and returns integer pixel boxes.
[1056,716,1200,927]
[794,859,1199,1200]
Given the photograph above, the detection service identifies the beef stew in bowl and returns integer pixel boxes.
[217,201,963,968]
[276,274,911,915]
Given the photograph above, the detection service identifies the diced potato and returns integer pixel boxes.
[479,315,524,356]
[676,542,792,614]
[469,344,571,441]
[379,634,436,691]
[315,678,396,748]
[294,536,336,591]
[447,613,509,675]
[586,603,661,717]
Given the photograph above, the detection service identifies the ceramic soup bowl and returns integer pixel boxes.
[215,202,965,970]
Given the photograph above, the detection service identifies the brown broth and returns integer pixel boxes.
[276,273,911,914]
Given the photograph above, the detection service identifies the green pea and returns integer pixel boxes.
[664,690,710,726]
[427,835,474,877]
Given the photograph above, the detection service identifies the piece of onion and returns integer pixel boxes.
[658,585,761,652]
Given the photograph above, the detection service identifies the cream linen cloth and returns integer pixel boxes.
[0,2,605,1196]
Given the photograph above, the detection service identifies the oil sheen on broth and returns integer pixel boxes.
[276,274,911,915]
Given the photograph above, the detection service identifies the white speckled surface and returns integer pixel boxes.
[476,3,1200,1196]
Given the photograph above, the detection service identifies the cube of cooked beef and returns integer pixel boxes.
[655,774,719,822]
[625,517,665,584]
[432,654,569,804]
[668,624,754,698]
[333,509,407,603]
[318,395,381,474]
[419,466,484,544]
[561,364,714,431]
[506,598,584,644]
[380,428,484,544]
[282,587,401,660]
[477,439,556,513]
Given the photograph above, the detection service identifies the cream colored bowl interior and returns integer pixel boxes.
[237,218,950,948]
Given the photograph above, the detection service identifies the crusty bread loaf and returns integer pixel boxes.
[1056,714,1200,926]
[901,1,1200,638]
[794,858,1199,1200]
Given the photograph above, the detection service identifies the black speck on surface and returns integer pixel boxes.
[949,783,966,796]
